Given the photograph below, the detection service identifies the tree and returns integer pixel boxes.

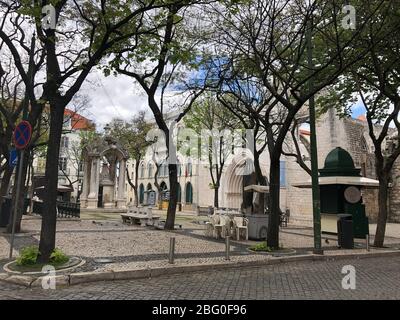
[109,111,153,206]
[318,1,400,247]
[109,2,208,229]
[205,0,382,248]
[184,93,239,207]
[0,6,47,233]
[213,83,270,213]
[1,0,184,262]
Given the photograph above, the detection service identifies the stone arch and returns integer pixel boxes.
[139,161,145,178]
[222,152,266,209]
[160,181,167,191]
[81,128,129,210]
[159,181,168,201]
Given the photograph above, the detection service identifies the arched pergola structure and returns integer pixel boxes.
[80,125,129,210]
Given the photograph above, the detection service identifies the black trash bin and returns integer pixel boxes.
[337,214,354,249]
[0,196,12,227]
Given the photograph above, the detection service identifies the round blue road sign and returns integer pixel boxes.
[13,120,32,150]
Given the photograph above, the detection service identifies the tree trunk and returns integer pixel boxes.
[267,156,281,249]
[134,160,139,207]
[214,186,219,208]
[254,151,267,185]
[0,165,13,209]
[374,173,390,247]
[6,150,30,233]
[126,166,138,206]
[165,163,178,230]
[37,105,65,263]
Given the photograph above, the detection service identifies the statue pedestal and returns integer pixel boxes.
[80,198,87,208]
[117,199,127,209]
[87,198,98,209]
[104,202,115,209]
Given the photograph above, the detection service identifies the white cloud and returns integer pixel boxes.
[77,69,148,129]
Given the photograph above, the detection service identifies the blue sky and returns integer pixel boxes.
[351,98,366,119]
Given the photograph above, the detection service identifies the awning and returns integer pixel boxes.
[244,185,270,193]
[292,176,379,188]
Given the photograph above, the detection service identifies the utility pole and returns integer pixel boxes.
[306,14,323,255]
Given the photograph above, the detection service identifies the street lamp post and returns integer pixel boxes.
[307,16,323,255]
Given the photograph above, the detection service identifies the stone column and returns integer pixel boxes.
[80,159,90,208]
[117,159,127,209]
[87,156,100,209]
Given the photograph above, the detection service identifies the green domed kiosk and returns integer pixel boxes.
[294,147,379,243]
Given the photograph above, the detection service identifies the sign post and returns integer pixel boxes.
[307,17,323,255]
[9,121,32,259]
[9,149,18,168]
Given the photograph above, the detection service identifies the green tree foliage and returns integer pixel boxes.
[184,94,239,207]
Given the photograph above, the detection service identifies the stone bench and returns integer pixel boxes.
[196,206,214,216]
[121,207,160,227]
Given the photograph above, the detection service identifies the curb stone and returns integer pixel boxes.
[5,275,34,287]
[0,273,9,281]
[69,270,115,285]
[1,250,399,287]
[31,275,70,287]
[113,268,151,280]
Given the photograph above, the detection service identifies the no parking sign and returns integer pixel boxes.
[13,120,32,150]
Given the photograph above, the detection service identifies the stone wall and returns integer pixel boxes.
[389,160,400,222]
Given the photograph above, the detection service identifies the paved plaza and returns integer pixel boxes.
[1,255,399,300]
[1,213,399,274]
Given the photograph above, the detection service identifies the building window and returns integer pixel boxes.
[280,160,286,188]
[185,161,192,177]
[159,162,168,177]
[59,157,67,171]
[140,163,145,178]
[61,136,69,148]
[177,159,182,176]
[185,182,193,204]
[148,163,153,178]
[177,184,181,203]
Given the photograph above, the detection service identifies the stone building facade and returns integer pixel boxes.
[315,108,400,223]
[127,108,400,224]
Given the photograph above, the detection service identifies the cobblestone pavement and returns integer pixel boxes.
[1,256,399,300]
[2,216,399,273]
